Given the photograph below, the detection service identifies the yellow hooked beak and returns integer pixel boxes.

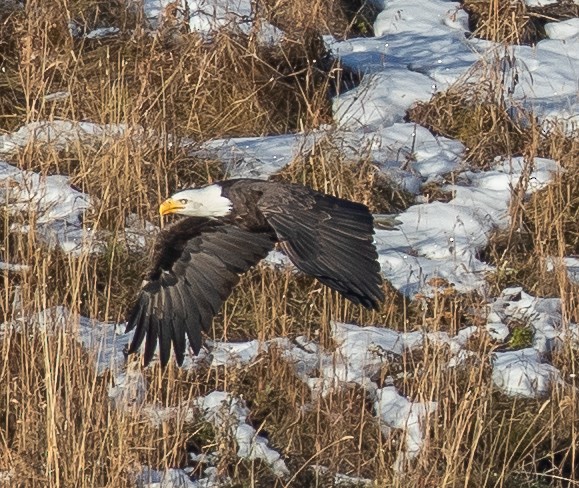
[159,198,185,216]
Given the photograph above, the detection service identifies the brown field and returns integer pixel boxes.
[0,0,578,487]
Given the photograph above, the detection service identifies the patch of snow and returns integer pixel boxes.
[142,0,283,45]
[333,471,373,487]
[2,305,69,334]
[195,391,290,477]
[311,465,373,486]
[272,337,323,382]
[125,214,159,251]
[43,91,70,102]
[492,349,562,398]
[0,121,130,156]
[6,173,88,221]
[194,131,324,179]
[194,122,463,194]
[338,123,465,189]
[486,287,575,355]
[143,466,224,488]
[141,404,190,427]
[375,156,560,298]
[563,257,579,284]
[374,385,438,472]
[109,367,147,409]
[262,249,294,268]
[327,322,406,387]
[329,0,578,134]
[545,18,579,40]
[208,339,263,366]
[485,287,578,396]
[2,306,131,375]
[71,312,132,374]
[523,0,559,6]
[333,70,437,130]
[86,27,121,39]
[327,0,486,100]
[0,122,143,254]
[497,40,579,135]
[0,261,30,272]
[0,127,165,256]
[121,389,290,477]
[308,322,474,399]
[136,467,210,488]
[546,256,579,285]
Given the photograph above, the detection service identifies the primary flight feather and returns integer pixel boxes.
[125,178,384,366]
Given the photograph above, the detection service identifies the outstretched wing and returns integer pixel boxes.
[126,217,276,366]
[257,185,384,310]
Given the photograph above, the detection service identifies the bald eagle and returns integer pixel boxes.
[126,179,384,366]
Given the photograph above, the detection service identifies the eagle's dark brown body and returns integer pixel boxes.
[126,179,384,366]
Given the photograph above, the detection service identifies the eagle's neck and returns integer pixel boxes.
[172,184,233,217]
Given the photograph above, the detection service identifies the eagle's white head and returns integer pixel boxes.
[159,184,233,218]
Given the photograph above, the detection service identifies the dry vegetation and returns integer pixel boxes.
[0,0,578,487]
[462,0,579,45]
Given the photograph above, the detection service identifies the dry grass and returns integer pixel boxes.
[1,0,579,487]
[463,0,579,45]
[407,64,579,305]
[407,85,532,171]
[0,0,333,138]
[463,0,546,45]
[273,137,414,214]
[259,0,378,39]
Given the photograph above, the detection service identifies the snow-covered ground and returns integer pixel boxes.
[1,0,578,486]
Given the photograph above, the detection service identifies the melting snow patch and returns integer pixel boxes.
[563,257,579,284]
[0,120,130,155]
[523,0,559,6]
[310,465,372,487]
[109,368,147,409]
[0,261,29,272]
[1,306,132,375]
[196,391,290,477]
[136,466,222,488]
[336,123,465,193]
[73,313,132,375]
[208,339,263,366]
[546,256,579,285]
[485,287,576,354]
[197,122,464,190]
[492,349,562,398]
[0,159,99,254]
[124,214,159,251]
[328,0,578,134]
[374,386,438,472]
[485,287,578,396]
[195,131,324,179]
[142,0,283,45]
[497,40,579,134]
[544,18,579,40]
[333,69,436,129]
[85,27,121,39]
[375,156,559,298]
[327,0,485,99]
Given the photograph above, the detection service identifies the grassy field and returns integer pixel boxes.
[0,0,578,486]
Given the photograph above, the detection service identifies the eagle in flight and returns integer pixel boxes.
[125,179,384,366]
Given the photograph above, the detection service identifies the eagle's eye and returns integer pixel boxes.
[179,199,188,205]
